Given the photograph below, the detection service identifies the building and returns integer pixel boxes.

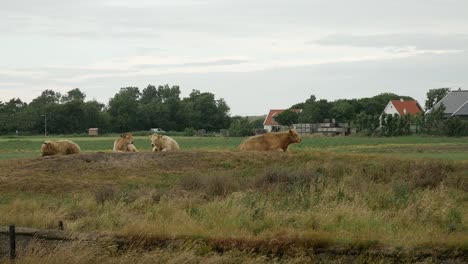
[427,89,468,119]
[263,109,302,132]
[381,99,423,116]
[88,128,99,136]
[294,119,354,136]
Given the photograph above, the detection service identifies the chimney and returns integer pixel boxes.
[400,98,404,102]
[403,108,407,114]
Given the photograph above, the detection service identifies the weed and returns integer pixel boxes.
[94,186,116,205]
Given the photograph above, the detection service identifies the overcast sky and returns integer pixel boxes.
[1,0,467,115]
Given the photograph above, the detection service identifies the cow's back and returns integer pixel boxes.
[239,132,286,151]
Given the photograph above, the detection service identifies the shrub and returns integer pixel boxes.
[253,167,317,191]
[444,117,468,136]
[183,127,196,137]
[407,161,452,189]
[228,117,254,137]
[94,186,116,205]
[178,174,239,197]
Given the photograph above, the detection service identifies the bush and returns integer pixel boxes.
[178,174,239,197]
[94,186,116,205]
[228,117,254,137]
[253,167,317,191]
[183,127,196,136]
[444,117,468,136]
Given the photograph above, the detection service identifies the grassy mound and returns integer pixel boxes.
[0,151,466,258]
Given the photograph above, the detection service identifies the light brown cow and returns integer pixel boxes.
[238,129,302,152]
[150,133,180,152]
[113,133,137,152]
[41,140,81,156]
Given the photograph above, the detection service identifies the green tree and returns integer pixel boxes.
[444,117,468,136]
[355,113,379,135]
[0,98,27,134]
[62,88,86,102]
[330,100,355,122]
[184,90,230,131]
[425,88,450,111]
[276,109,299,127]
[298,99,331,123]
[228,117,254,136]
[425,103,446,135]
[108,87,141,132]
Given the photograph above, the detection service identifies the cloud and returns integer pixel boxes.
[134,59,249,69]
[1,0,468,115]
[315,34,468,51]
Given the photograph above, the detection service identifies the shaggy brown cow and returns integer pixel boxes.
[150,134,180,152]
[238,129,302,151]
[41,140,81,156]
[113,133,137,152]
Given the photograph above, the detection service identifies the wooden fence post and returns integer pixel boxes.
[58,221,64,231]
[9,225,16,260]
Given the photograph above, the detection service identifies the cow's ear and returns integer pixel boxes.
[120,134,125,138]
[289,129,293,135]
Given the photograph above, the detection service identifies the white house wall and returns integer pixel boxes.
[382,102,400,116]
[264,125,273,132]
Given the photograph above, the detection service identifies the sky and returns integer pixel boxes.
[1,0,468,116]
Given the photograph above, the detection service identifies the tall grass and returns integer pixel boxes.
[0,152,465,251]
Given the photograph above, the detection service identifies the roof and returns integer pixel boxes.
[452,100,468,116]
[431,90,468,114]
[389,100,423,115]
[263,109,302,126]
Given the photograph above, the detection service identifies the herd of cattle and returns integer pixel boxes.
[40,129,302,156]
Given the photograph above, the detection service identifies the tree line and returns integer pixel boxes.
[1,85,465,136]
[273,92,414,127]
[275,88,467,137]
[0,85,231,135]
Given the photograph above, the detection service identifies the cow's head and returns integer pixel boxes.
[288,129,302,143]
[120,133,134,145]
[150,134,164,151]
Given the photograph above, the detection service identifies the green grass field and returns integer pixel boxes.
[1,134,467,160]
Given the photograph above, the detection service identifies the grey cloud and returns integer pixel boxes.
[134,59,249,70]
[3,0,468,39]
[315,34,468,50]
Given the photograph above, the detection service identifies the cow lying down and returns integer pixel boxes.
[239,129,302,152]
[113,133,138,152]
[41,140,81,156]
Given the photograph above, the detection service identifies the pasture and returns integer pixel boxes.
[0,134,467,160]
[0,135,467,263]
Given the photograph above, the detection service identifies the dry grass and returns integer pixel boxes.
[0,151,466,260]
[2,238,411,264]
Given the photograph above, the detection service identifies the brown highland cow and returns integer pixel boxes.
[41,140,81,156]
[113,133,137,152]
[239,129,302,152]
[150,133,180,152]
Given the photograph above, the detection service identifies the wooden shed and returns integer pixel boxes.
[88,128,99,136]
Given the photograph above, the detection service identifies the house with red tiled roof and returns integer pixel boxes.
[382,99,423,116]
[263,109,302,132]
